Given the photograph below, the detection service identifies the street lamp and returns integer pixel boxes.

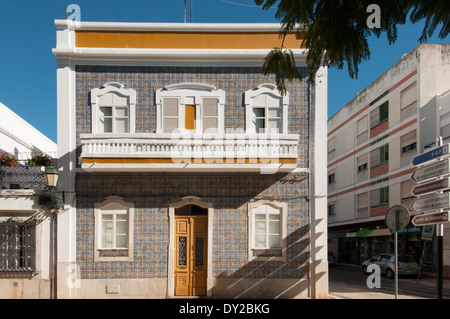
[42,165,63,209]
[43,165,59,189]
[42,164,61,299]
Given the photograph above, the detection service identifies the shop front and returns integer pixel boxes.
[330,225,435,269]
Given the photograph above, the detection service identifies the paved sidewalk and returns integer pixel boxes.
[329,272,450,299]
[328,280,420,299]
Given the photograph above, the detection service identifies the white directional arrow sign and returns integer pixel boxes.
[411,158,450,183]
[411,192,450,212]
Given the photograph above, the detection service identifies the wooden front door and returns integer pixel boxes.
[174,205,207,296]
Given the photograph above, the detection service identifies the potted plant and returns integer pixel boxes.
[0,152,17,167]
[27,154,52,167]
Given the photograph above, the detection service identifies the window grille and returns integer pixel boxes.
[0,221,35,272]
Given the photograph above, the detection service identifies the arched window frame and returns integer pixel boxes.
[94,196,134,262]
[155,83,225,134]
[247,198,287,261]
[90,82,136,134]
[244,83,289,134]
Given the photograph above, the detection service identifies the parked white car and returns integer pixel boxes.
[362,253,419,279]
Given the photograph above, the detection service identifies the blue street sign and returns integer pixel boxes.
[412,144,449,166]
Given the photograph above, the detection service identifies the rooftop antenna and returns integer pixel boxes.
[184,0,192,23]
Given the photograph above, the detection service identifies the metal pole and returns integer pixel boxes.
[394,210,398,299]
[50,212,57,299]
[436,136,444,299]
[437,223,443,299]
[418,241,426,279]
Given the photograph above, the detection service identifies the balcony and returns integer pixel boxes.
[1,166,47,190]
[79,133,299,173]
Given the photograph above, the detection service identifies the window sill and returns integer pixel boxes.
[0,270,35,278]
[95,249,133,262]
[249,248,285,262]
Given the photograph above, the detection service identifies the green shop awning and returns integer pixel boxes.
[357,228,391,237]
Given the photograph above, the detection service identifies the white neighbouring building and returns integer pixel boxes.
[0,101,57,298]
[0,101,56,159]
[327,44,450,275]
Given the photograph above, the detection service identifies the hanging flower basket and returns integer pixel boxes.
[0,152,17,167]
[27,154,52,167]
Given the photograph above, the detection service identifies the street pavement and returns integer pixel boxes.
[328,266,450,299]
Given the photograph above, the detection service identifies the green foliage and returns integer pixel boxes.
[408,0,450,42]
[261,48,304,95]
[27,154,52,167]
[254,0,449,91]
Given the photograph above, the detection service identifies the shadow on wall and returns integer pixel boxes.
[74,172,305,209]
[213,224,311,299]
[73,171,314,295]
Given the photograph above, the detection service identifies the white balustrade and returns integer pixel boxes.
[80,133,299,160]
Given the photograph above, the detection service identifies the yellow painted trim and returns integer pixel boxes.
[82,157,297,165]
[75,31,306,49]
[184,105,196,130]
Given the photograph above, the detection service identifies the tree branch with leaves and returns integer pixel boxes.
[255,0,449,93]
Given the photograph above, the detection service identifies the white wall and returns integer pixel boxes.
[0,101,56,159]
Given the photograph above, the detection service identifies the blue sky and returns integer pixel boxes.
[0,0,447,143]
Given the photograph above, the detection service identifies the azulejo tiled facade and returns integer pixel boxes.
[76,172,310,280]
[54,20,328,299]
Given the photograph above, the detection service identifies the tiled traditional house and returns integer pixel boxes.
[53,20,328,299]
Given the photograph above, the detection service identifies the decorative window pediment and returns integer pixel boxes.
[244,84,289,134]
[90,82,136,134]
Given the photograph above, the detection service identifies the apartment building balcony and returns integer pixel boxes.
[79,133,300,173]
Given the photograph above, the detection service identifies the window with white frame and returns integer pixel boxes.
[155,83,225,134]
[245,84,289,134]
[94,196,134,262]
[248,199,287,261]
[90,82,136,134]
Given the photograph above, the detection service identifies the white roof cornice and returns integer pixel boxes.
[54,19,300,32]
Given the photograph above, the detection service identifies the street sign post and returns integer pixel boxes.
[410,139,450,299]
[412,177,450,196]
[411,159,450,183]
[412,211,450,226]
[421,225,435,241]
[411,143,449,166]
[411,192,450,212]
[385,205,410,299]
[385,205,410,232]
